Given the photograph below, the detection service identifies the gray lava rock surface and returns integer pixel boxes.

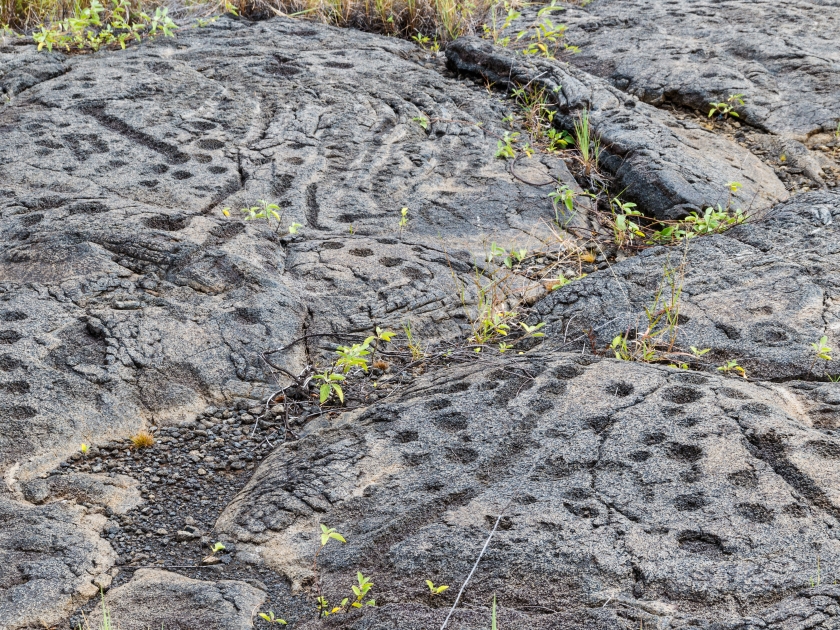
[217,354,840,628]
[446,36,789,220]
[559,0,840,140]
[104,569,266,630]
[536,190,840,380]
[1,7,839,630]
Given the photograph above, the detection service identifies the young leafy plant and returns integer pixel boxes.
[812,336,832,362]
[427,580,450,597]
[313,370,345,404]
[258,611,287,625]
[495,131,519,159]
[717,360,747,378]
[708,93,745,119]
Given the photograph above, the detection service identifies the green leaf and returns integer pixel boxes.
[319,383,330,403]
[332,383,344,403]
[329,531,346,543]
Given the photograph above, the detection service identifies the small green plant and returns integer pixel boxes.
[412,32,440,52]
[399,206,409,235]
[402,321,425,360]
[350,572,376,608]
[608,256,686,363]
[76,590,114,630]
[489,242,527,268]
[684,205,745,235]
[483,1,521,47]
[611,198,644,247]
[708,93,745,119]
[211,541,225,554]
[412,115,430,130]
[313,370,345,404]
[549,184,577,225]
[519,322,546,339]
[80,443,89,455]
[314,525,347,617]
[258,611,287,625]
[495,131,519,159]
[491,594,498,630]
[690,346,710,358]
[828,374,840,383]
[518,7,575,58]
[288,222,304,235]
[573,110,599,176]
[718,360,746,378]
[812,336,832,362]
[426,580,450,597]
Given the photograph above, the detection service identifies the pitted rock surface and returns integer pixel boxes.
[446,37,789,220]
[557,0,840,141]
[535,190,840,381]
[217,355,840,628]
[0,16,587,481]
[1,7,840,630]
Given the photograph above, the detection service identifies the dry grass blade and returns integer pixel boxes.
[130,429,155,448]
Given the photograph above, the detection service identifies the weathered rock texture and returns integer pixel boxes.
[104,569,265,630]
[0,17,578,481]
[536,190,840,380]
[446,37,789,219]
[0,497,116,629]
[559,0,840,140]
[0,6,838,630]
[218,353,840,628]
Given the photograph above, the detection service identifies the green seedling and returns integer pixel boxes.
[812,336,832,362]
[498,342,514,353]
[288,222,303,234]
[490,242,527,268]
[211,541,225,554]
[718,360,746,378]
[402,321,425,360]
[258,611,287,625]
[549,184,576,225]
[412,115,429,130]
[708,93,745,119]
[520,322,546,338]
[313,371,344,404]
[426,580,449,596]
[495,131,519,159]
[399,206,409,235]
[350,572,375,608]
[690,346,710,358]
[80,443,89,455]
[314,525,347,617]
[491,594,498,630]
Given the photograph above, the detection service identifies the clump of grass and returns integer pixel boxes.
[4,0,493,42]
[130,429,155,448]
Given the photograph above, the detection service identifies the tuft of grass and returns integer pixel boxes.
[4,0,493,43]
[77,591,116,630]
[130,429,155,448]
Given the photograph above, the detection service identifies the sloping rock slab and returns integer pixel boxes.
[104,569,265,630]
[0,496,115,629]
[446,37,788,220]
[0,16,590,479]
[534,190,840,380]
[561,0,840,140]
[217,354,840,627]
